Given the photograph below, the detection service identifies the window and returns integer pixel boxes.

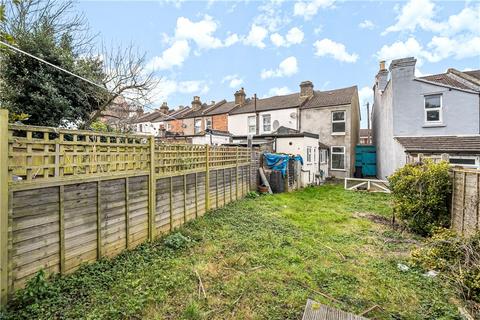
[332,111,346,133]
[262,114,271,132]
[205,118,212,129]
[139,124,143,132]
[331,146,345,170]
[313,148,316,162]
[194,119,202,134]
[424,94,442,123]
[449,156,478,168]
[248,116,256,134]
[306,146,312,163]
[320,149,327,164]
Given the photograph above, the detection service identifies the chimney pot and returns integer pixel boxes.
[379,60,386,71]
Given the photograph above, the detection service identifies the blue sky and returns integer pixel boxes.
[78,0,480,127]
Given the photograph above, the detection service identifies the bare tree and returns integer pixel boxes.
[83,44,158,128]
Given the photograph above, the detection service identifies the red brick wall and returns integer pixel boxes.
[168,119,184,133]
[212,114,228,132]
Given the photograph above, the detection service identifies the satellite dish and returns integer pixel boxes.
[273,120,280,130]
[290,112,297,119]
[181,124,187,128]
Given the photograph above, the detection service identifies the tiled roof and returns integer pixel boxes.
[133,111,164,123]
[396,136,480,153]
[204,100,237,116]
[229,92,303,115]
[302,86,357,109]
[465,70,480,80]
[418,73,475,90]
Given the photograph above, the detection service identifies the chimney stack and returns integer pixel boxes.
[389,57,416,81]
[299,81,314,99]
[234,88,246,106]
[375,60,389,92]
[160,102,169,114]
[191,96,202,111]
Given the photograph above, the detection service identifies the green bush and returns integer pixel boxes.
[411,228,480,306]
[164,232,193,250]
[389,160,451,236]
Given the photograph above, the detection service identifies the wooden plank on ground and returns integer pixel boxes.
[302,299,368,320]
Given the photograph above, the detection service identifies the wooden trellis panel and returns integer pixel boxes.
[0,118,254,305]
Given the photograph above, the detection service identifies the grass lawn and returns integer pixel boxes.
[3,184,461,319]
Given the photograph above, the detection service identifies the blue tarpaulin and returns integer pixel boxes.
[263,153,303,176]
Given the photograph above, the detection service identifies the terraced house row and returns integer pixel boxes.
[132,81,361,182]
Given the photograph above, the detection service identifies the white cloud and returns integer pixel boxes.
[314,26,323,35]
[358,86,373,106]
[244,24,269,48]
[359,20,374,30]
[294,0,335,20]
[270,27,304,47]
[383,0,480,35]
[150,78,209,103]
[376,36,480,66]
[254,1,290,32]
[383,0,443,35]
[266,86,292,97]
[222,74,244,88]
[174,15,238,49]
[377,37,426,64]
[261,56,298,79]
[224,33,240,47]
[313,39,358,63]
[146,40,190,71]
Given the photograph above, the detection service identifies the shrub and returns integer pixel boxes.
[389,160,451,236]
[164,232,193,250]
[411,228,480,308]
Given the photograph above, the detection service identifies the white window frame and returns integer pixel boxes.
[331,111,346,135]
[262,114,271,133]
[248,116,256,134]
[194,118,202,134]
[320,149,327,164]
[306,146,312,163]
[330,146,345,171]
[424,94,443,124]
[205,117,212,130]
[448,156,478,168]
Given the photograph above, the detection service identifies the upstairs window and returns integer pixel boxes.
[248,116,256,134]
[424,94,442,123]
[205,117,212,129]
[194,119,202,134]
[262,114,271,132]
[332,111,346,133]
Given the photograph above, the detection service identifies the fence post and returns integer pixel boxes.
[236,147,239,200]
[0,109,9,306]
[205,145,210,211]
[148,136,156,241]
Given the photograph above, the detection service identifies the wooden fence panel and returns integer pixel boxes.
[451,169,480,236]
[0,118,254,303]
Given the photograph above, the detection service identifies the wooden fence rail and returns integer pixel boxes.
[0,110,254,305]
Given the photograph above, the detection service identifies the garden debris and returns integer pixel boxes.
[423,270,439,278]
[194,270,207,299]
[302,299,368,320]
[359,304,382,316]
[295,280,342,305]
[397,263,410,272]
